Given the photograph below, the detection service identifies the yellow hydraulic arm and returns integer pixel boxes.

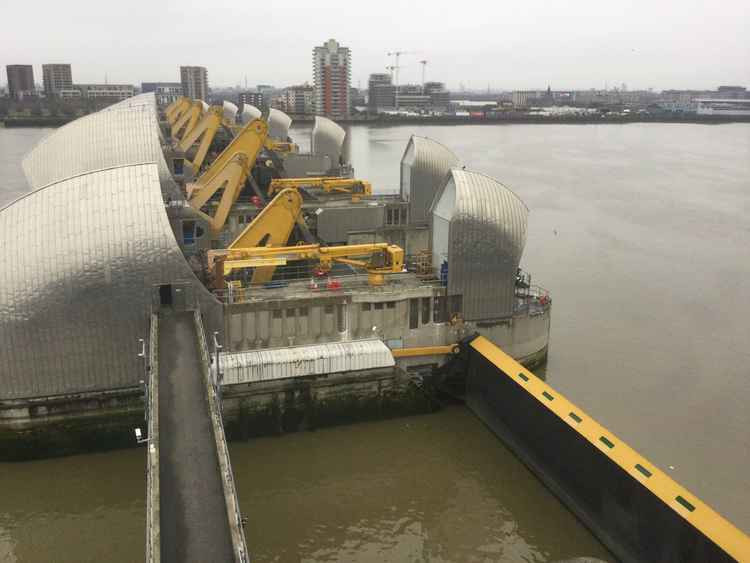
[165,96,190,125]
[205,188,304,286]
[267,177,372,200]
[176,106,227,175]
[171,100,204,142]
[186,118,268,235]
[211,241,405,288]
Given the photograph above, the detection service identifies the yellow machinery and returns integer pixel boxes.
[176,106,234,175]
[165,96,190,126]
[186,119,269,235]
[264,139,298,154]
[171,99,204,141]
[205,186,403,287]
[267,177,372,201]
[211,241,404,288]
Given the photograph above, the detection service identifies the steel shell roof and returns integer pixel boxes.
[239,104,262,124]
[267,108,292,139]
[433,169,528,321]
[2,97,222,400]
[21,98,181,200]
[311,116,346,166]
[400,136,459,225]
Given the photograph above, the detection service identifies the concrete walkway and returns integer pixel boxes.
[158,311,234,562]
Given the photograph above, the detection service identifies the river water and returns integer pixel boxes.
[1,122,748,562]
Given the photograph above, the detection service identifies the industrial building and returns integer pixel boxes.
[313,38,351,119]
[42,64,73,96]
[368,73,395,111]
[283,83,315,114]
[6,65,35,99]
[239,90,265,112]
[142,82,183,105]
[180,66,208,101]
[74,84,135,100]
[368,75,450,113]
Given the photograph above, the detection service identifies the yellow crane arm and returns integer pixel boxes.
[177,106,224,175]
[203,188,302,287]
[186,119,268,235]
[165,96,190,125]
[211,241,404,287]
[267,177,372,199]
[171,100,204,142]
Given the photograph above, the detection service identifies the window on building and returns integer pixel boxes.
[374,302,384,310]
[299,306,309,317]
[324,304,334,314]
[386,208,393,225]
[272,309,282,319]
[336,304,347,332]
[361,303,371,312]
[238,215,246,224]
[400,208,408,224]
[421,297,431,324]
[409,298,419,329]
[386,301,396,309]
[286,308,296,318]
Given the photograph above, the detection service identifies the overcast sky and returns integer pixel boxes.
[3,0,748,91]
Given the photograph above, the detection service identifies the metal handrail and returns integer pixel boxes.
[194,312,249,563]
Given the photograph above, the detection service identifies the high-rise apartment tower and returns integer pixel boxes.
[180,66,208,101]
[313,39,351,119]
[6,65,35,99]
[42,64,73,96]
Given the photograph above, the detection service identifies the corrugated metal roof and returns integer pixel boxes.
[0,163,222,400]
[267,108,292,140]
[311,116,346,166]
[222,339,395,385]
[400,135,459,225]
[433,169,528,321]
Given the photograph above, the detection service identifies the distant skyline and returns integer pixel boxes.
[3,0,748,91]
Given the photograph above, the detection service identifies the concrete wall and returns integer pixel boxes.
[221,367,437,439]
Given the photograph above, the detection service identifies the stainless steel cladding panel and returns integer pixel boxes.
[436,169,528,321]
[222,339,394,385]
[400,136,459,226]
[21,104,181,201]
[311,116,346,166]
[239,104,261,124]
[267,108,292,140]
[100,92,157,112]
[0,163,221,400]
[316,205,385,243]
[222,101,238,124]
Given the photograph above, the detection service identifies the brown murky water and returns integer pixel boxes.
[1,123,748,561]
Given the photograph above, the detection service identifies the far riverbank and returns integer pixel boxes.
[4,113,750,128]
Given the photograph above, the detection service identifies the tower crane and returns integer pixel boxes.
[419,60,428,92]
[387,50,417,111]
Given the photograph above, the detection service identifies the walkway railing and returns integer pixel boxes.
[145,314,160,563]
[195,311,249,563]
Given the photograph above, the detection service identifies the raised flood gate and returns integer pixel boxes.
[145,309,248,563]
[463,335,749,562]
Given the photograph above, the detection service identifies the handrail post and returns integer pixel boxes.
[213,331,224,413]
